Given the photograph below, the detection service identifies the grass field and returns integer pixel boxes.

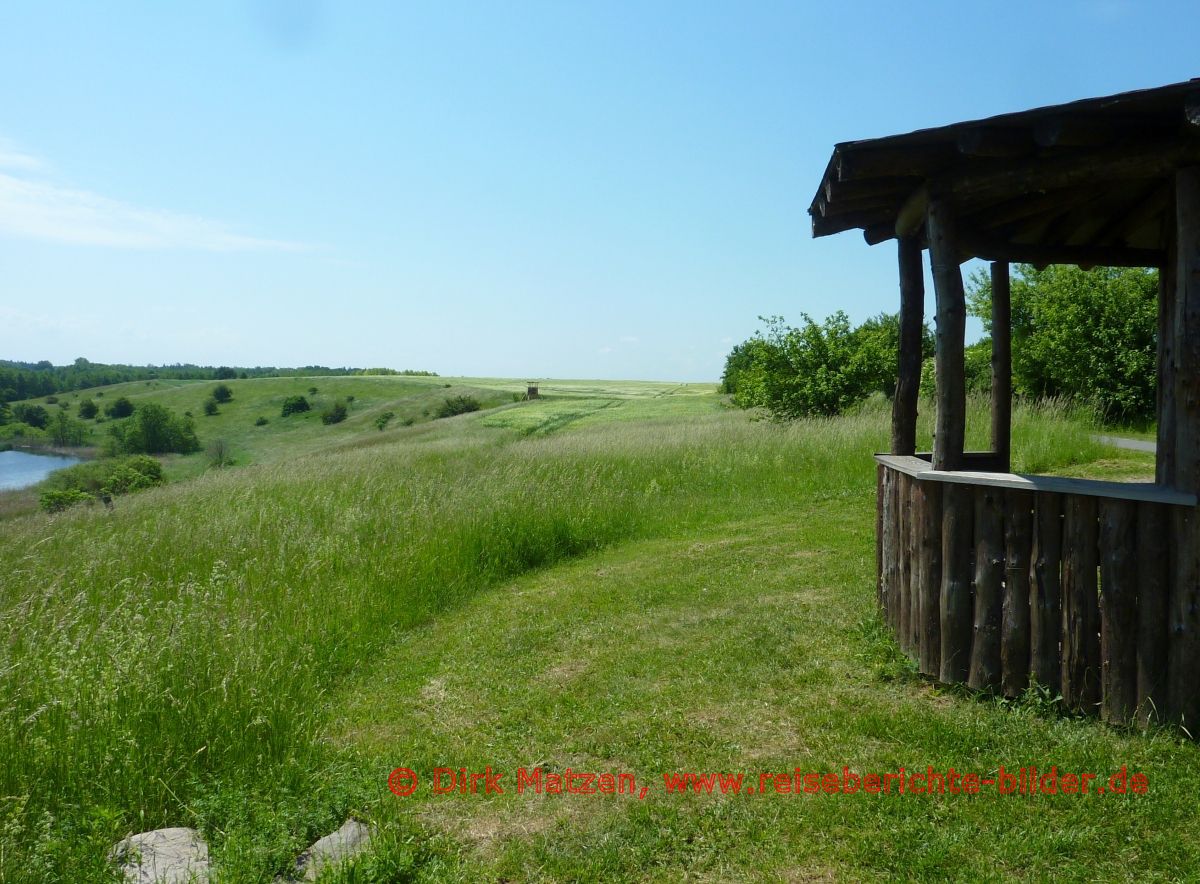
[0,380,1190,881]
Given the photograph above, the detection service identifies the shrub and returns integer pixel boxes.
[307,386,318,396]
[281,395,310,417]
[45,395,58,404]
[78,399,98,419]
[39,489,92,513]
[107,403,200,455]
[12,403,50,429]
[203,398,219,416]
[211,384,233,403]
[255,416,269,426]
[48,411,88,447]
[436,395,482,418]
[374,411,395,431]
[321,401,348,425]
[105,397,134,419]
[206,439,233,468]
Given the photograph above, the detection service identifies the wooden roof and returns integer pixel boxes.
[810,79,1200,267]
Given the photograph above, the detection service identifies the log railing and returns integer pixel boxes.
[875,455,1197,726]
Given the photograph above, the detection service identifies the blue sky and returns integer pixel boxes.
[0,1,1193,380]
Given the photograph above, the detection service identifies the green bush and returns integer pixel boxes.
[436,395,482,418]
[212,384,233,403]
[107,403,200,455]
[12,403,50,429]
[105,396,134,418]
[48,410,88,446]
[78,398,98,419]
[281,395,311,417]
[255,416,269,426]
[39,488,93,513]
[321,401,348,425]
[374,411,395,431]
[203,398,220,416]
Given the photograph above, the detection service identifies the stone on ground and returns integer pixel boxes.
[111,827,210,883]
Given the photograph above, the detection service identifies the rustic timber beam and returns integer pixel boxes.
[1033,114,1176,148]
[1184,92,1200,128]
[934,138,1200,207]
[927,199,966,471]
[835,143,957,183]
[955,232,1164,268]
[1091,181,1171,247]
[863,223,897,246]
[892,237,924,456]
[991,262,1012,472]
[956,126,1034,158]
[812,208,892,238]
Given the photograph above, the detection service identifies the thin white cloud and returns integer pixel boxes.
[618,335,640,344]
[597,346,614,354]
[0,139,304,251]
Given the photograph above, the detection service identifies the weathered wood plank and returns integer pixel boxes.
[1030,493,1063,693]
[991,262,1012,472]
[1099,499,1138,724]
[1137,502,1169,726]
[940,483,973,683]
[872,455,1197,506]
[880,467,894,623]
[928,199,966,471]
[969,486,1004,690]
[917,479,943,677]
[1002,490,1033,696]
[892,237,924,456]
[1062,495,1101,711]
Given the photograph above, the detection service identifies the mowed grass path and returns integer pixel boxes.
[336,503,1200,882]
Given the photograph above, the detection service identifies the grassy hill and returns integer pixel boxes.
[0,382,1187,882]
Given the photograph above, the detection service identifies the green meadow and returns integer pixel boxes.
[0,377,1190,882]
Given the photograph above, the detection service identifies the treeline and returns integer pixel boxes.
[0,358,438,401]
[723,264,1157,423]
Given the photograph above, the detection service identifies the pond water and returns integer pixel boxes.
[0,450,83,491]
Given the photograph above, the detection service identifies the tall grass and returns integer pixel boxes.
[0,399,1101,878]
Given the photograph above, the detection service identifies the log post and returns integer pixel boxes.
[892,237,924,455]
[927,199,967,471]
[1169,165,1200,728]
[991,262,1012,471]
[1137,502,1169,726]
[1001,490,1033,696]
[916,480,942,677]
[940,483,973,683]
[1158,224,1177,486]
[1062,495,1100,712]
[1030,493,1063,693]
[1099,499,1138,725]
[969,486,1004,690]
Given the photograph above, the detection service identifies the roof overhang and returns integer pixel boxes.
[810,79,1200,267]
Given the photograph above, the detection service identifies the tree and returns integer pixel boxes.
[105,397,134,419]
[12,403,49,429]
[281,395,310,416]
[214,366,237,380]
[374,411,395,431]
[108,403,200,454]
[211,383,233,403]
[321,401,348,425]
[78,399,99,419]
[436,396,481,418]
[49,410,87,446]
[966,264,1157,421]
[203,398,220,416]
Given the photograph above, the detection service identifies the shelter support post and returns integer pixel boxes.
[927,199,966,471]
[990,262,1012,471]
[1169,166,1200,727]
[892,236,924,455]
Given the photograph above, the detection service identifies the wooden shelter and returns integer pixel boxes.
[810,79,1200,728]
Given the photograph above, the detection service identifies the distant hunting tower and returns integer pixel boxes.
[525,384,540,400]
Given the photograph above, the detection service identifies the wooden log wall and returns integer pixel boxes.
[877,463,1179,727]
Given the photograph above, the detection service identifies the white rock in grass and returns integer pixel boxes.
[293,819,373,881]
[111,827,210,883]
